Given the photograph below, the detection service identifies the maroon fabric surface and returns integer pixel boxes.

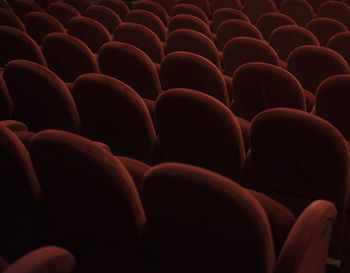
[280,0,314,26]
[244,0,276,25]
[85,5,121,34]
[149,0,177,15]
[134,1,169,26]
[0,77,13,120]
[318,1,350,29]
[47,2,81,27]
[327,31,350,67]
[168,14,212,38]
[211,0,243,13]
[65,0,92,14]
[13,0,43,21]
[177,0,210,17]
[212,8,250,33]
[171,3,208,24]
[97,0,129,20]
[0,8,25,31]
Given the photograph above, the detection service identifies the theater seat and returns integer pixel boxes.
[280,0,314,26]
[318,1,350,29]
[171,3,209,24]
[65,0,92,14]
[327,31,350,67]
[47,2,81,27]
[98,0,129,20]
[0,8,25,31]
[211,8,250,33]
[85,5,121,34]
[133,0,169,26]
[12,0,44,21]
[168,14,212,39]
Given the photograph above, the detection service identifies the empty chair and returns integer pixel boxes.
[133,0,169,26]
[13,0,43,21]
[314,75,350,141]
[155,90,245,180]
[2,247,75,273]
[125,9,167,42]
[0,77,13,121]
[244,0,276,25]
[305,17,347,46]
[33,0,58,10]
[67,17,111,53]
[149,0,177,15]
[166,29,221,68]
[318,1,350,29]
[73,73,157,162]
[244,107,349,264]
[0,123,43,261]
[0,26,47,67]
[42,33,100,83]
[231,62,306,121]
[142,162,337,273]
[114,23,164,63]
[177,0,210,17]
[280,0,313,26]
[24,11,65,45]
[287,45,350,94]
[85,5,121,34]
[65,0,92,14]
[171,3,209,24]
[168,14,212,39]
[216,19,263,50]
[99,42,162,100]
[270,25,319,62]
[328,31,350,67]
[47,2,81,27]
[29,130,146,273]
[161,52,230,105]
[98,0,129,20]
[211,0,243,12]
[222,37,279,76]
[4,60,81,132]
[211,8,250,33]
[304,0,326,13]
[0,8,25,31]
[256,12,296,41]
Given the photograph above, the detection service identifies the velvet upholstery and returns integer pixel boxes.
[280,0,313,26]
[65,0,92,14]
[85,5,121,34]
[149,0,177,15]
[134,1,169,26]
[318,1,350,29]
[244,0,276,25]
[211,0,243,12]
[98,0,129,20]
[327,31,350,67]
[47,2,81,27]
[168,14,212,38]
[0,8,25,31]
[177,0,211,17]
[212,8,250,33]
[13,0,43,21]
[171,3,209,24]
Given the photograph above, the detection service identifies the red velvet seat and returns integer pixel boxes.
[211,8,250,33]
[65,0,92,14]
[0,77,13,121]
[0,8,25,31]
[149,0,177,15]
[24,11,65,45]
[0,124,42,261]
[243,107,350,264]
[4,60,81,132]
[161,52,230,105]
[256,12,296,41]
[171,3,209,24]
[168,14,212,39]
[33,0,58,10]
[73,73,157,163]
[155,89,244,180]
[304,0,326,14]
[125,9,167,42]
[12,0,43,21]
[134,0,169,26]
[211,0,243,13]
[305,17,347,46]
[177,0,211,17]
[287,45,350,94]
[0,26,47,67]
[114,22,164,63]
[222,37,279,77]
[280,0,314,26]
[67,16,111,53]
[99,42,162,100]
[42,33,100,83]
[244,0,276,25]
[216,19,263,50]
[85,5,121,34]
[328,31,350,67]
[29,130,146,273]
[98,0,129,20]
[47,2,81,27]
[0,0,13,11]
[166,29,221,68]
[270,25,319,62]
[318,1,350,29]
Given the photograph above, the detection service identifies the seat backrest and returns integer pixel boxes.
[256,12,296,41]
[280,0,314,26]
[171,3,209,24]
[155,89,245,180]
[24,11,65,45]
[67,16,111,53]
[65,0,92,14]
[13,0,43,21]
[29,129,146,273]
[178,0,210,17]
[141,162,275,273]
[98,0,129,20]
[125,9,167,42]
[216,19,263,50]
[0,26,47,67]
[249,107,350,257]
[149,0,177,15]
[212,8,250,33]
[168,14,212,38]
[211,0,243,13]
[42,32,100,83]
[222,37,279,76]
[231,62,306,121]
[305,17,348,46]
[315,75,350,141]
[318,1,350,29]
[73,73,157,162]
[327,31,350,67]
[47,2,81,27]
[99,41,162,100]
[270,25,319,61]
[4,60,81,132]
[161,51,229,105]
[133,0,169,26]
[85,5,121,34]
[166,29,220,68]
[244,0,276,25]
[114,22,164,63]
[0,7,25,31]
[287,45,350,94]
